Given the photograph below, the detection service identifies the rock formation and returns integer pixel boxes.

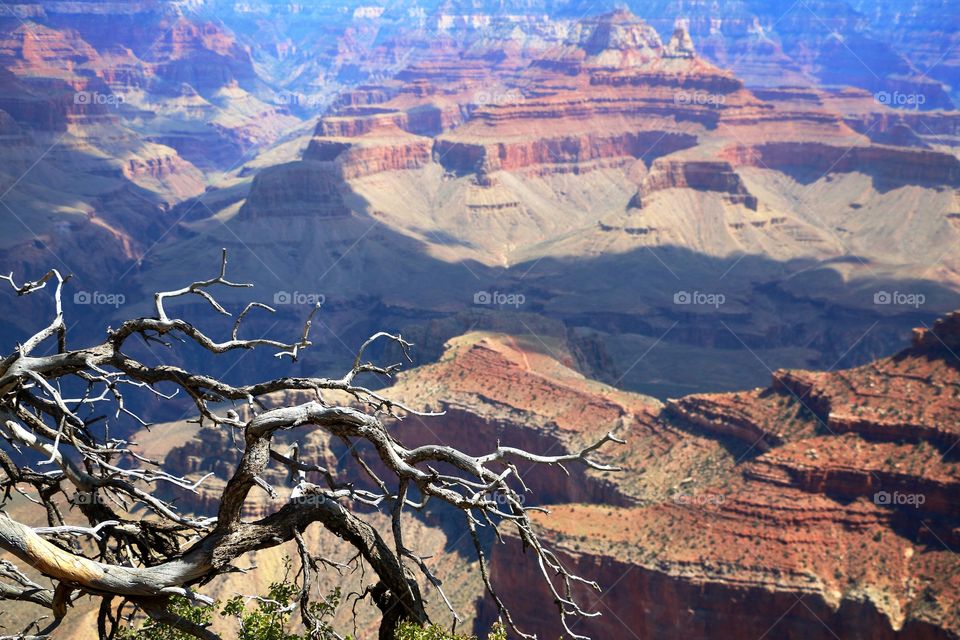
[163,7,959,405]
[121,308,960,639]
[480,310,960,638]
[0,3,958,636]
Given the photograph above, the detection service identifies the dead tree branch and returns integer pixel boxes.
[0,252,620,639]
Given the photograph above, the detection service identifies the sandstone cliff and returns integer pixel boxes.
[481,311,960,638]
[131,309,960,639]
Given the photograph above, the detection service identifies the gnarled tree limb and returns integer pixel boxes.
[0,252,620,639]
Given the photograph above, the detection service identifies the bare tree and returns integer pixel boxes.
[0,252,622,640]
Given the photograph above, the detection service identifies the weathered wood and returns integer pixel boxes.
[0,255,617,640]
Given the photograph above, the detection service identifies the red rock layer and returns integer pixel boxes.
[245,7,960,227]
[721,141,960,187]
[632,158,758,209]
[281,11,760,189]
[304,136,434,179]
[148,310,960,639]
[490,495,955,639]
[480,310,960,638]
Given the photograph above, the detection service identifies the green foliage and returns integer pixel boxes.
[221,574,341,640]
[118,559,341,640]
[394,621,507,640]
[115,595,214,640]
[117,559,504,640]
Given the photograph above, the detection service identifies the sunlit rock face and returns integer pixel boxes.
[480,313,960,639]
[136,313,960,639]
[0,1,959,426]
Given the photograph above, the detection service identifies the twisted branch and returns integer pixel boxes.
[0,252,620,639]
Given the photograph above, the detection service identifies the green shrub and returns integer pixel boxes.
[118,560,340,640]
[395,621,507,640]
[116,595,214,640]
[117,568,506,640]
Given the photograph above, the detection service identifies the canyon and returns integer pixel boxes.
[0,2,958,400]
[43,308,955,639]
[488,310,960,638]
[0,2,959,637]
[132,6,960,404]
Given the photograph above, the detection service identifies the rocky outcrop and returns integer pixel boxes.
[723,141,960,188]
[435,131,698,177]
[632,158,758,209]
[576,9,665,63]
[478,310,960,638]
[746,436,960,519]
[0,22,99,74]
[912,310,960,352]
[239,161,352,219]
[771,332,960,450]
[315,105,451,138]
[238,133,434,220]
[304,136,433,179]
[664,25,696,59]
[488,525,954,639]
[121,151,205,199]
[664,389,802,452]
[148,17,256,94]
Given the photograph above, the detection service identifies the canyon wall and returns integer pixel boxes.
[149,311,960,639]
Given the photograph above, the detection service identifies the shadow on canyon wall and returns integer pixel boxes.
[2,192,954,430]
